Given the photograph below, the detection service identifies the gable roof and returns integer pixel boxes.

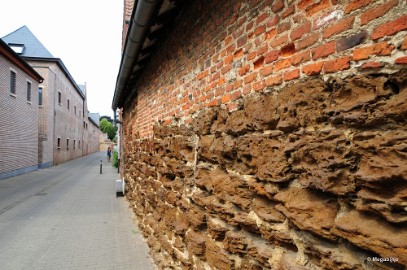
[2,25,54,58]
[0,39,43,83]
[88,113,100,127]
[2,25,85,100]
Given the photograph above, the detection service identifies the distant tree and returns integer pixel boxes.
[107,125,118,141]
[99,115,113,123]
[99,118,111,134]
[99,118,117,141]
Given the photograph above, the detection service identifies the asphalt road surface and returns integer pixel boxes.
[0,152,156,270]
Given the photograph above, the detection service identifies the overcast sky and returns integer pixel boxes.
[0,0,123,118]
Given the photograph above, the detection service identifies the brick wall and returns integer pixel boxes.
[0,57,39,179]
[121,0,407,269]
[29,61,87,165]
[124,0,407,138]
[52,63,85,164]
[35,66,55,168]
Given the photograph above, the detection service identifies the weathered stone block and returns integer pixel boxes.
[224,231,249,254]
[251,197,285,223]
[173,211,190,236]
[195,166,253,210]
[276,78,330,132]
[187,206,207,229]
[234,134,292,182]
[289,129,359,195]
[332,210,407,266]
[198,134,236,166]
[207,218,231,241]
[186,230,207,258]
[243,93,280,131]
[274,187,339,240]
[327,72,407,127]
[206,238,235,270]
[193,108,219,135]
[354,130,407,183]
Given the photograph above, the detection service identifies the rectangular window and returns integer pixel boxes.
[58,91,62,105]
[73,140,76,149]
[27,81,32,102]
[74,106,77,115]
[10,70,16,94]
[57,137,61,149]
[66,139,69,149]
[67,99,70,110]
[38,87,43,106]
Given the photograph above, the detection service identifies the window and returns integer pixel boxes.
[58,92,62,105]
[27,81,32,102]
[79,140,81,148]
[9,43,24,54]
[66,139,69,149]
[73,140,76,149]
[74,106,77,115]
[67,99,70,110]
[57,138,61,149]
[10,70,16,95]
[38,87,43,106]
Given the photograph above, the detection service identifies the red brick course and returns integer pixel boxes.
[120,0,407,139]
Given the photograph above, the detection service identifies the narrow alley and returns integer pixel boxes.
[0,152,155,270]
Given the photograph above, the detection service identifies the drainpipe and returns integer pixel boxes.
[50,68,57,166]
[112,0,161,111]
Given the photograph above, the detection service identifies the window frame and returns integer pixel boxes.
[10,69,17,96]
[38,86,43,106]
[26,80,32,103]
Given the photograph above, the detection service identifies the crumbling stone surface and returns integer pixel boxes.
[123,72,407,269]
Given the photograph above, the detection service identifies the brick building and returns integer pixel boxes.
[2,26,100,170]
[113,0,407,269]
[0,39,43,180]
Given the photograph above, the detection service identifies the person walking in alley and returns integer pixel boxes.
[107,147,112,162]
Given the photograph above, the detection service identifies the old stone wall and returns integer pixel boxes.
[124,71,406,269]
[124,0,407,138]
[121,0,407,269]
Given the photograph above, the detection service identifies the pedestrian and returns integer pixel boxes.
[107,147,112,162]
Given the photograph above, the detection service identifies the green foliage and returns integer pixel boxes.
[112,150,119,168]
[100,115,113,122]
[100,118,117,141]
[99,118,111,134]
[107,125,117,141]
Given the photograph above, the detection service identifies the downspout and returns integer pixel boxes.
[51,68,57,166]
[112,0,161,111]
